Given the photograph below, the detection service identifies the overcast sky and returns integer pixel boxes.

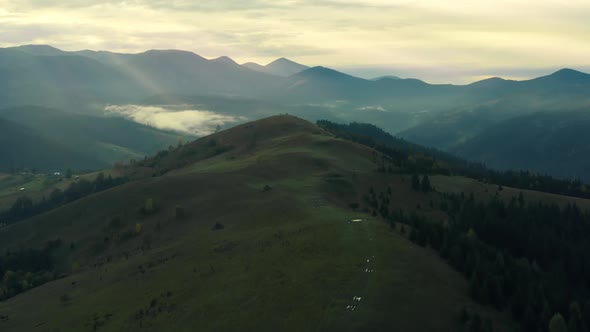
[1,0,590,83]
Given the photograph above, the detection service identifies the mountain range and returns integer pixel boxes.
[2,44,590,180]
[5,44,589,110]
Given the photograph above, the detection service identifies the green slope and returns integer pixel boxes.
[0,115,514,331]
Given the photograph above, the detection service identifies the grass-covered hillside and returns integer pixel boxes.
[0,115,520,331]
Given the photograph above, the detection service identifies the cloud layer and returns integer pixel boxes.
[104,105,244,136]
[2,0,590,83]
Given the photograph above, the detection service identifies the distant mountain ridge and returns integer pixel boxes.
[0,106,188,172]
[3,44,590,181]
[242,57,309,77]
[3,44,590,135]
[371,75,401,81]
[5,44,590,85]
[3,45,590,105]
[2,45,590,122]
[450,110,590,181]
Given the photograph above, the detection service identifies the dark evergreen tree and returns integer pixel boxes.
[421,174,432,192]
[411,173,420,191]
[569,302,583,332]
[549,313,567,332]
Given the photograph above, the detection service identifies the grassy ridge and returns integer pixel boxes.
[0,173,511,331]
[0,115,519,331]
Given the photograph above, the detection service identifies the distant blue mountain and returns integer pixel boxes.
[243,57,309,77]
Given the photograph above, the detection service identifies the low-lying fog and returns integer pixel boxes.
[104,105,245,136]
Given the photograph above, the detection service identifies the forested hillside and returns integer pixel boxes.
[320,119,590,331]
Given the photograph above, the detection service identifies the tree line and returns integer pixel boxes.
[0,173,127,225]
[367,182,590,331]
[317,120,590,199]
[0,239,61,300]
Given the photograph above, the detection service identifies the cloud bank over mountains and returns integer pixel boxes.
[104,105,244,136]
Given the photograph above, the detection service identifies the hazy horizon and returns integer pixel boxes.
[2,0,590,84]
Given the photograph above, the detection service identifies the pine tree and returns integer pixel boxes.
[540,301,552,332]
[421,174,432,192]
[518,192,525,207]
[389,218,396,230]
[548,313,567,332]
[175,205,185,219]
[569,302,583,332]
[469,271,481,301]
[410,227,418,242]
[411,173,420,191]
[522,305,538,332]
